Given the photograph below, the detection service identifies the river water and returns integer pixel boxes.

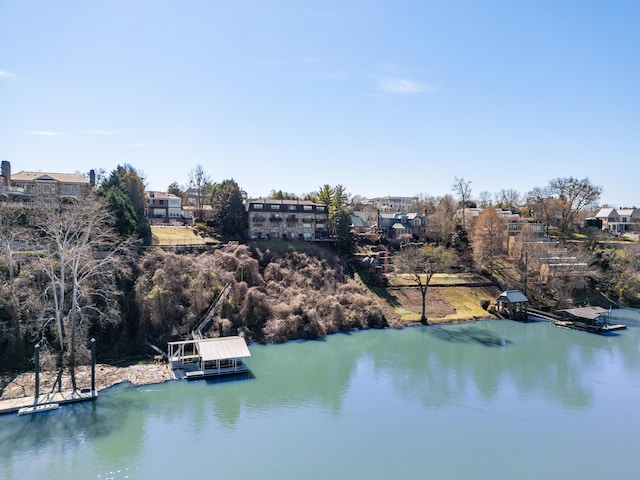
[1,310,639,480]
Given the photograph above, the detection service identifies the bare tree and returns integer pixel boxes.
[452,177,472,230]
[548,177,602,237]
[527,177,602,239]
[510,223,540,294]
[395,244,451,325]
[477,191,493,208]
[495,189,521,212]
[472,208,505,276]
[428,195,457,244]
[34,196,131,391]
[188,165,212,221]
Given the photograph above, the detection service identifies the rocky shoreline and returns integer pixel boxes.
[0,362,174,401]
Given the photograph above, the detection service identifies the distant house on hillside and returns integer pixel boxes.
[1,160,94,204]
[145,191,185,225]
[369,195,417,213]
[594,207,640,233]
[378,212,427,241]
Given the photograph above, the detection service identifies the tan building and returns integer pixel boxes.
[246,199,329,240]
[1,161,94,203]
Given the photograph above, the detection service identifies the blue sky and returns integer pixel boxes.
[1,1,639,206]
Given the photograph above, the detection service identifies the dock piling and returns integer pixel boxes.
[34,344,40,405]
[90,338,96,397]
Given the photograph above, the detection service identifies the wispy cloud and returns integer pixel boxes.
[85,128,114,136]
[0,70,17,80]
[376,76,435,94]
[29,130,61,137]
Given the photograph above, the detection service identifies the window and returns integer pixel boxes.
[303,205,313,211]
[289,205,297,211]
[316,223,325,229]
[253,204,264,210]
[270,204,281,210]
[317,206,325,212]
[303,223,312,228]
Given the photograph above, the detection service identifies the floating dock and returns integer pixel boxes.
[0,389,96,416]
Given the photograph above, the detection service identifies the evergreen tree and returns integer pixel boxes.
[211,180,247,240]
[98,165,151,244]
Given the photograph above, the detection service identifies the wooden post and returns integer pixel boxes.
[90,338,96,397]
[34,343,40,405]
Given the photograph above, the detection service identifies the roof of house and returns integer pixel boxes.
[11,171,89,184]
[246,198,323,206]
[496,290,529,303]
[350,215,368,228]
[617,208,639,217]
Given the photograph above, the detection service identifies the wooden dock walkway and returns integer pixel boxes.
[0,389,96,415]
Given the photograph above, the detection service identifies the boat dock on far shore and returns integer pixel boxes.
[553,306,626,334]
[528,306,626,334]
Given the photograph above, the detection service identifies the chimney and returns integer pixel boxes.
[89,169,96,187]
[1,160,10,186]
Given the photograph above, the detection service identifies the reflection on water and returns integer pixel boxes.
[428,325,511,346]
[1,312,640,480]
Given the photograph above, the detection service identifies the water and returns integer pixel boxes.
[2,310,640,480]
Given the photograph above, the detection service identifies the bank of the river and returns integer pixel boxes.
[0,280,501,402]
[0,362,173,401]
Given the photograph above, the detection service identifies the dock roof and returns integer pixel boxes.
[496,290,529,304]
[196,336,251,362]
[558,306,608,320]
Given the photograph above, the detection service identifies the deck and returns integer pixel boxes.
[554,320,627,333]
[174,361,250,380]
[0,389,97,415]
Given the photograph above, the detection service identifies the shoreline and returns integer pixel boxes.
[0,315,489,402]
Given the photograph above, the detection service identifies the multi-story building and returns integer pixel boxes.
[246,199,329,240]
[145,191,184,225]
[369,195,418,213]
[1,160,94,204]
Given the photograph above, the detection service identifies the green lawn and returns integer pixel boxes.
[387,272,488,287]
[151,226,218,246]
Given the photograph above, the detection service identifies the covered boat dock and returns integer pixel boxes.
[555,306,626,333]
[168,336,251,380]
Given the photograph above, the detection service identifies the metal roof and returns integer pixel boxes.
[196,336,251,362]
[558,306,608,320]
[496,290,529,303]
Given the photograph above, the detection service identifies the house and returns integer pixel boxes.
[378,212,427,240]
[350,214,370,234]
[245,199,329,241]
[594,207,640,233]
[1,160,94,204]
[369,195,417,213]
[145,191,184,225]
